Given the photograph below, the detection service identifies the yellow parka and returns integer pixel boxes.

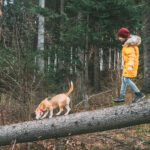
[122,35,141,78]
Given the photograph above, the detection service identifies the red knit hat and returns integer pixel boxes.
[118,28,130,38]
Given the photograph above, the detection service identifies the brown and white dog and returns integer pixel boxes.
[35,81,73,120]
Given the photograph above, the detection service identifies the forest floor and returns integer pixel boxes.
[0,89,150,150]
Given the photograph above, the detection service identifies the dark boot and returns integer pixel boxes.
[132,92,145,103]
[113,95,124,102]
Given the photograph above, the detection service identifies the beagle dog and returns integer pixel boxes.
[35,81,73,120]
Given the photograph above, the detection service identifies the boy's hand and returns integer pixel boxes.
[127,67,133,71]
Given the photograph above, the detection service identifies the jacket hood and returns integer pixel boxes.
[124,35,141,46]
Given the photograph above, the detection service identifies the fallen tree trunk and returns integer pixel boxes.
[0,100,150,146]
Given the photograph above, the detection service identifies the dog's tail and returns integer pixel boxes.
[65,81,73,96]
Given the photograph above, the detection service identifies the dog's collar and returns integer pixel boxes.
[38,107,43,112]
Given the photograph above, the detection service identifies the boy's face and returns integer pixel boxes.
[119,37,126,42]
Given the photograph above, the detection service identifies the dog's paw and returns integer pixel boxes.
[64,113,69,116]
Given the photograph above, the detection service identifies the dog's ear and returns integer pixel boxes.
[40,103,45,109]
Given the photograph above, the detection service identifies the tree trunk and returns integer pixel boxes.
[94,47,100,91]
[83,14,89,109]
[85,14,89,87]
[37,0,45,72]
[0,0,3,40]
[143,1,150,93]
[59,0,64,39]
[1,100,150,146]
[60,0,64,29]
[103,47,109,71]
[58,0,65,71]
[75,12,85,100]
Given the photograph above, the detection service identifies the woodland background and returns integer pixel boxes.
[0,0,150,149]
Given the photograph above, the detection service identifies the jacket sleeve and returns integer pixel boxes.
[125,47,136,68]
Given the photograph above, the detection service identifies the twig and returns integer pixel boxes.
[1,71,20,87]
[97,134,127,146]
[12,139,16,150]
[74,90,112,109]
[88,89,112,99]
[116,130,143,141]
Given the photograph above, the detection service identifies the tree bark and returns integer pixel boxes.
[1,100,150,146]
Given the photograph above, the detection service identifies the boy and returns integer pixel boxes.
[113,28,145,103]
